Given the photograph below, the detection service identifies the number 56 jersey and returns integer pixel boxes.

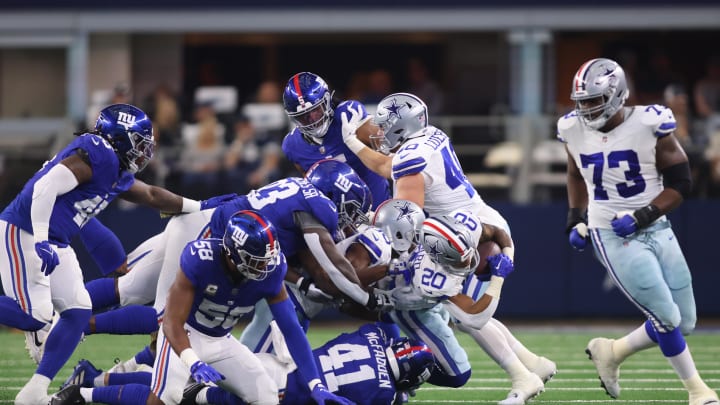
[556,105,677,229]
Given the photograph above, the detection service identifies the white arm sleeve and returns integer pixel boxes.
[303,232,369,305]
[31,164,79,242]
[443,297,499,330]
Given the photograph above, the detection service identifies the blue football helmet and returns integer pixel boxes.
[371,93,428,155]
[222,210,280,281]
[94,103,155,174]
[389,338,435,391]
[305,159,372,232]
[283,72,335,140]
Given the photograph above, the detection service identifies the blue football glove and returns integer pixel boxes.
[611,211,638,238]
[189,361,225,384]
[311,383,356,405]
[487,253,513,278]
[35,241,59,276]
[200,193,238,210]
[568,223,589,251]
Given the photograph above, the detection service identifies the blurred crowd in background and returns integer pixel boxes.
[108,51,720,202]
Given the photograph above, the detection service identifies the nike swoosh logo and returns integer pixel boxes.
[91,138,100,146]
[190,247,197,255]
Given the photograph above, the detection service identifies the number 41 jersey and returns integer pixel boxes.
[283,324,398,405]
[556,105,676,229]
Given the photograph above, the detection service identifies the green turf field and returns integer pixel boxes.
[1,323,718,404]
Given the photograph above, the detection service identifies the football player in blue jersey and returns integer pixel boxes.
[560,58,718,405]
[281,72,391,210]
[54,323,435,405]
[0,103,222,405]
[51,210,354,405]
[341,94,557,404]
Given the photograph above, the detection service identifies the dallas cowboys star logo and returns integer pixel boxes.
[396,202,412,220]
[383,98,404,120]
[426,240,441,260]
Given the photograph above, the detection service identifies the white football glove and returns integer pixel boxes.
[340,104,369,153]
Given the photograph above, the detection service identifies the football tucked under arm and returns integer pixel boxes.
[474,241,502,277]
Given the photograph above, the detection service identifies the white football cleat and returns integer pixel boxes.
[497,372,544,405]
[529,356,557,383]
[15,381,50,405]
[24,328,48,365]
[586,337,621,399]
[689,389,719,405]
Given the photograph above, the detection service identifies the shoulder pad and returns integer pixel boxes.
[557,111,580,132]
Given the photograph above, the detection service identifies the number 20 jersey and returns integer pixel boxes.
[557,105,676,229]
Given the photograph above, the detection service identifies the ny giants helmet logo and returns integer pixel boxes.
[334,173,353,193]
[116,112,137,131]
[231,227,249,246]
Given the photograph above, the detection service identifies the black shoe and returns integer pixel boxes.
[180,382,206,405]
[49,384,85,405]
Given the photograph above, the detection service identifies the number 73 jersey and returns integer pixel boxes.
[556,105,677,229]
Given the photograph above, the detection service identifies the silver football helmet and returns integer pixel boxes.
[372,199,425,254]
[370,93,428,155]
[570,58,629,130]
[421,215,478,276]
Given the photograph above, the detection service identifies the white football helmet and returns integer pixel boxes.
[421,215,478,276]
[370,93,428,155]
[570,58,629,130]
[372,199,425,254]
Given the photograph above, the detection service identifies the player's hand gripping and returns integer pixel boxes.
[568,222,589,251]
[35,241,59,276]
[200,193,239,210]
[311,382,356,405]
[366,288,394,312]
[340,104,369,154]
[189,361,225,384]
[611,211,638,237]
[487,253,513,278]
[297,276,334,302]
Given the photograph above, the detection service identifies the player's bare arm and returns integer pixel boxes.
[565,146,589,210]
[395,173,426,207]
[120,179,184,213]
[162,269,195,355]
[346,242,388,287]
[651,133,692,214]
[61,152,93,184]
[447,292,494,315]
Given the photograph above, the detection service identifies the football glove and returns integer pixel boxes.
[366,288,394,312]
[487,253,513,278]
[569,222,589,251]
[35,241,59,276]
[189,361,224,384]
[311,383,356,405]
[611,211,638,238]
[200,193,239,210]
[340,104,368,154]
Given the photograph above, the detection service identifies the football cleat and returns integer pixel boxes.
[528,356,557,384]
[689,389,719,405]
[586,337,621,399]
[23,329,47,365]
[180,382,207,405]
[497,372,544,405]
[61,359,102,389]
[49,384,85,405]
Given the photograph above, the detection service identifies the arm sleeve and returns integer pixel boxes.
[269,298,321,386]
[443,298,499,330]
[31,163,79,241]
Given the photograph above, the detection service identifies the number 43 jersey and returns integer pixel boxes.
[283,323,398,405]
[557,104,676,229]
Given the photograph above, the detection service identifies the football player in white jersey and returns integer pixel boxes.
[560,57,718,405]
[340,94,557,403]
